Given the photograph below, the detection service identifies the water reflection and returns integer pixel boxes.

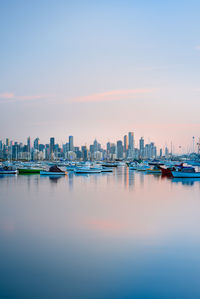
[1,166,200,298]
[49,176,63,184]
[172,178,200,186]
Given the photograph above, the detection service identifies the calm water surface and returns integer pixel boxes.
[1,167,200,299]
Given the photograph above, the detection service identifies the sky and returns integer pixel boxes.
[0,0,200,152]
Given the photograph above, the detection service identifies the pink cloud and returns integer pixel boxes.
[72,88,155,103]
[0,92,15,99]
[0,92,54,103]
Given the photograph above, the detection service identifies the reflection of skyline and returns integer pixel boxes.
[124,167,134,190]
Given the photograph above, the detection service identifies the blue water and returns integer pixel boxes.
[1,167,200,298]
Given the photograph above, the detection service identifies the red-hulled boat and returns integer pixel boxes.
[160,163,184,177]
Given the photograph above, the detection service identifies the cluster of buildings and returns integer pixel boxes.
[0,132,170,161]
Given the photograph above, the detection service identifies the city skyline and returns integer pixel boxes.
[0,133,198,155]
[1,131,199,162]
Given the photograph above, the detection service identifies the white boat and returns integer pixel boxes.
[74,167,101,174]
[0,169,17,174]
[171,171,200,178]
[136,163,149,171]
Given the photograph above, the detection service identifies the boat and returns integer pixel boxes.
[0,166,17,174]
[159,163,183,177]
[101,167,113,172]
[171,165,199,178]
[74,163,102,173]
[136,163,149,171]
[102,162,118,167]
[74,166,101,174]
[40,165,67,175]
[129,162,138,170]
[18,167,43,174]
[171,171,200,178]
[146,165,162,174]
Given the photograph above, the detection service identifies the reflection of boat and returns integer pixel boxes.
[172,178,200,185]
[40,166,67,175]
[49,176,63,183]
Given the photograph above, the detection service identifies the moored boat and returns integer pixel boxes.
[171,171,200,178]
[0,167,17,174]
[74,167,101,174]
[40,165,67,175]
[18,168,43,174]
[146,165,162,174]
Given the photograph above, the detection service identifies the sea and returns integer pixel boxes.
[1,167,200,299]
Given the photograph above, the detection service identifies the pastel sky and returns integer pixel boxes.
[1,0,200,152]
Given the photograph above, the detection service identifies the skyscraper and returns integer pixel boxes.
[27,137,31,152]
[50,137,55,154]
[117,140,123,159]
[139,137,144,157]
[34,137,40,151]
[128,132,134,150]
[69,136,74,151]
[124,135,128,153]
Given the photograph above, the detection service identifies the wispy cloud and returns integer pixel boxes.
[72,88,155,103]
[0,92,54,103]
[0,92,15,99]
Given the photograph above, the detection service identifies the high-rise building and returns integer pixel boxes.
[128,132,134,150]
[93,139,98,152]
[139,137,144,151]
[27,137,31,152]
[69,136,74,151]
[34,137,40,151]
[50,137,55,154]
[117,140,123,159]
[106,142,111,153]
[139,137,144,158]
[124,135,128,153]
[6,138,10,147]
[81,146,88,161]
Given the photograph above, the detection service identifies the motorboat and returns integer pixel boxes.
[159,163,183,177]
[74,166,101,174]
[171,171,200,178]
[74,163,102,173]
[18,167,43,174]
[102,162,118,167]
[0,166,17,174]
[40,165,67,175]
[136,163,149,171]
[146,165,162,174]
[129,162,138,170]
[101,167,113,172]
[171,166,200,178]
